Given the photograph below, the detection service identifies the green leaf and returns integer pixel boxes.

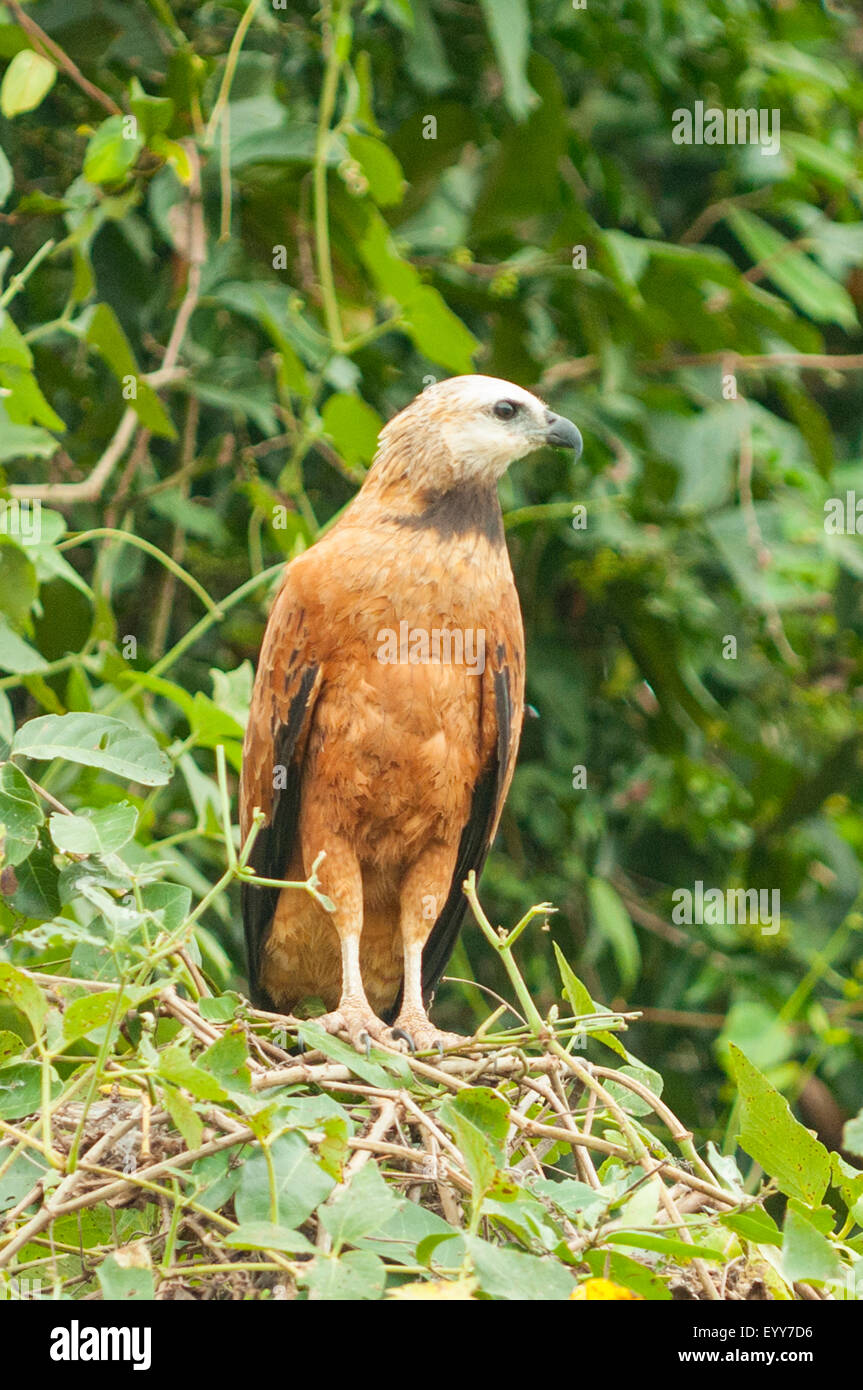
[441,1088,514,1204]
[159,1047,229,1103]
[0,1059,59,1118]
[0,962,46,1035]
[1,50,56,119]
[605,1230,727,1262]
[96,1255,154,1301]
[225,1222,315,1254]
[720,1207,782,1248]
[297,1020,410,1088]
[531,1177,610,1227]
[843,1109,863,1158]
[552,942,626,1058]
[199,1026,251,1094]
[84,115,143,186]
[347,133,405,206]
[299,1249,386,1300]
[81,303,175,437]
[0,419,59,463]
[321,392,382,468]
[162,1083,203,1151]
[728,1044,831,1204]
[234,1131,335,1228]
[129,79,174,140]
[61,990,126,1045]
[582,1247,671,1300]
[781,1206,842,1284]
[465,1236,574,1299]
[49,803,138,857]
[727,207,858,330]
[319,1161,403,1248]
[587,878,640,991]
[13,713,172,786]
[10,844,60,918]
[0,763,43,866]
[478,0,537,121]
[0,145,12,210]
[0,618,48,673]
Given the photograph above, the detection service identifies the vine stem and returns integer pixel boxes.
[204,0,261,147]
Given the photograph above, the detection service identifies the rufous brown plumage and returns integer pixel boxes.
[240,374,582,1051]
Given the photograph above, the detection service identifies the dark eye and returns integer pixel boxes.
[493,400,519,420]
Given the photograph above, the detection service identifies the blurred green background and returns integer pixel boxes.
[2,0,863,1153]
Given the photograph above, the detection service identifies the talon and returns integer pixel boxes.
[391,1026,417,1053]
[359,1030,372,1058]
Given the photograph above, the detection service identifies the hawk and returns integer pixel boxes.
[240,375,582,1051]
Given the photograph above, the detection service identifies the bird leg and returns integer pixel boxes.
[309,836,392,1051]
[390,844,465,1054]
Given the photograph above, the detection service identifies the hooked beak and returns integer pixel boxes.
[545,413,583,457]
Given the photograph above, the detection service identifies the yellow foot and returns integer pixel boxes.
[390,1015,466,1055]
[317,1002,395,1053]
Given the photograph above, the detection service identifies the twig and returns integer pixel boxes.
[6,0,121,114]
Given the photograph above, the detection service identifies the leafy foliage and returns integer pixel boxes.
[0,0,863,1298]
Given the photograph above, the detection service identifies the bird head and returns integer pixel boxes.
[373,374,582,492]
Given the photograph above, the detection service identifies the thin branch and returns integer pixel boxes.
[6,0,122,114]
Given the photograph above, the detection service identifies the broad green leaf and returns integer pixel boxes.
[321,392,382,468]
[0,1059,59,1118]
[61,989,127,1045]
[158,1046,229,1102]
[297,1020,410,1088]
[13,713,172,786]
[49,803,138,857]
[299,1249,386,1300]
[81,303,175,437]
[727,207,858,329]
[729,1045,831,1204]
[1,51,56,118]
[465,1236,574,1300]
[225,1222,315,1254]
[162,1082,203,1151]
[0,961,46,1035]
[0,618,48,673]
[781,1206,842,1284]
[0,419,59,463]
[552,942,626,1058]
[199,1026,251,1094]
[319,1160,403,1248]
[96,1255,154,1301]
[234,1130,335,1228]
[843,1109,863,1158]
[531,1177,610,1227]
[478,0,537,121]
[720,1207,782,1248]
[587,878,640,990]
[84,115,143,186]
[0,762,43,865]
[441,1088,514,1204]
[10,844,60,918]
[582,1247,671,1300]
[347,133,405,206]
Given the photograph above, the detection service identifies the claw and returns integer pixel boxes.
[390,1026,417,1054]
[359,1029,372,1059]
